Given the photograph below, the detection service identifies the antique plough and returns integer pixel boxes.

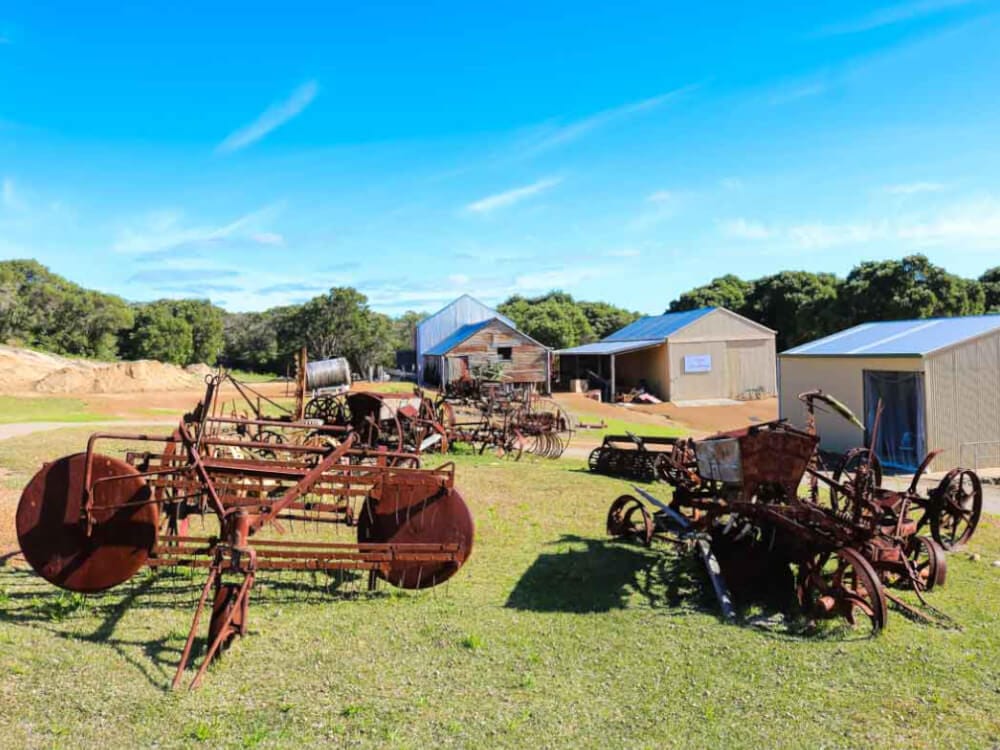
[15,374,475,688]
[606,397,982,633]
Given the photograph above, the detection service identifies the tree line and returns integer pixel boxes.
[669,256,1000,349]
[1,256,998,373]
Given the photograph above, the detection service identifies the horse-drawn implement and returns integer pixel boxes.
[606,392,982,633]
[15,373,475,688]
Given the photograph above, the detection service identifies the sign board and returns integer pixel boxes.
[684,354,712,373]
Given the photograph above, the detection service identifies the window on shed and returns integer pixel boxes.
[497,346,513,361]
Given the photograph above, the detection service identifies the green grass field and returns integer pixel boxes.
[0,395,120,424]
[0,426,998,748]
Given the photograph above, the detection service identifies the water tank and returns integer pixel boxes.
[305,357,351,390]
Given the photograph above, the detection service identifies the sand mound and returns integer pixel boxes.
[0,345,210,394]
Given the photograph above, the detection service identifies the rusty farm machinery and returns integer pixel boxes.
[15,372,475,688]
[605,391,983,633]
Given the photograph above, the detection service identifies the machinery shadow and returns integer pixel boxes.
[504,535,717,616]
[0,564,395,689]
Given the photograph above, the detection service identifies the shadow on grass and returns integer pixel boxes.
[504,535,716,616]
[505,536,891,643]
[0,564,396,689]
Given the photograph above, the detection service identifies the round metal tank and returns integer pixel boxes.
[305,357,351,390]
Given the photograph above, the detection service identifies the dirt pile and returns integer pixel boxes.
[0,345,210,394]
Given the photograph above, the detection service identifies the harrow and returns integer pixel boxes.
[15,373,475,688]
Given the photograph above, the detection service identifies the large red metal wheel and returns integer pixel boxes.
[357,476,474,589]
[930,469,982,549]
[796,548,887,634]
[16,453,158,593]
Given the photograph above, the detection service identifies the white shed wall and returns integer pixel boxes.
[926,330,1000,469]
[778,355,924,455]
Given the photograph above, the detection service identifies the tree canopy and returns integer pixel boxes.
[3,255,999,374]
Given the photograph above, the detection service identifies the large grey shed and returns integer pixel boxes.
[779,315,1000,471]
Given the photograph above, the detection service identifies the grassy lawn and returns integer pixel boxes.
[0,428,998,748]
[0,395,118,424]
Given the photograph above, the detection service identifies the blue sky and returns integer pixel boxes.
[2,1,999,316]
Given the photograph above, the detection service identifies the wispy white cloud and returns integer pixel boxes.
[815,0,978,37]
[2,177,23,210]
[466,177,561,214]
[217,80,319,154]
[646,190,674,204]
[514,83,700,159]
[605,247,641,258]
[769,79,829,105]
[113,205,284,254]
[718,196,1000,251]
[719,218,773,240]
[883,181,948,195]
[251,232,285,245]
[627,190,681,231]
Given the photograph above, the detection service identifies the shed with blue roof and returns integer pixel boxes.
[557,307,776,402]
[779,314,1000,470]
[420,313,550,391]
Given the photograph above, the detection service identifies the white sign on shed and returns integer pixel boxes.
[684,354,712,373]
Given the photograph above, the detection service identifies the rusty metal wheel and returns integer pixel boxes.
[606,495,654,547]
[357,478,475,589]
[907,535,947,591]
[303,394,347,424]
[930,469,982,549]
[830,448,882,517]
[16,453,158,593]
[796,547,887,634]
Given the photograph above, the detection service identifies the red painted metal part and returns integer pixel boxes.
[16,453,159,593]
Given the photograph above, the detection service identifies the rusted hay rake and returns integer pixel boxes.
[439,385,575,461]
[605,394,982,634]
[15,373,475,688]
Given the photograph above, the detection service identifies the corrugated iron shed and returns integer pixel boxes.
[782,315,1000,357]
[415,295,514,383]
[603,308,715,341]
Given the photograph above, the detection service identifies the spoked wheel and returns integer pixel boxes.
[830,448,883,517]
[606,495,654,547]
[588,447,606,473]
[796,547,887,634]
[930,469,982,549]
[906,536,947,591]
[252,429,287,459]
[303,394,348,424]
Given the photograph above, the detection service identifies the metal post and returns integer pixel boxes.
[610,354,616,404]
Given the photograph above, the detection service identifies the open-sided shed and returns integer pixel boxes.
[558,307,776,402]
[779,315,1000,471]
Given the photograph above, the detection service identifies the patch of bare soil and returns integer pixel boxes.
[553,392,779,436]
[0,345,213,395]
[0,469,18,556]
[633,397,779,434]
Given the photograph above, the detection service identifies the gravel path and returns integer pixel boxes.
[0,420,175,442]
